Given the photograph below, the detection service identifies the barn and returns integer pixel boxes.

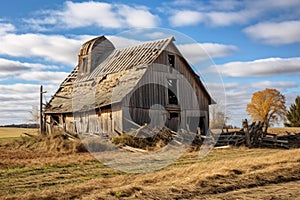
[44,36,214,137]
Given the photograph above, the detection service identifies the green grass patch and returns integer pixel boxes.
[0,137,21,141]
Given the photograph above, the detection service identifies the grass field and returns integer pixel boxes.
[0,127,299,199]
[226,127,300,135]
[268,127,300,135]
[0,127,38,139]
[1,144,300,199]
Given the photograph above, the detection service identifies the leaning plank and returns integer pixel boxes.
[243,119,251,147]
[114,128,123,136]
[22,132,35,137]
[123,117,141,128]
[262,138,289,144]
[214,145,231,149]
[122,145,148,153]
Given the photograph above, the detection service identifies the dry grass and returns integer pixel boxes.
[0,132,85,154]
[1,127,300,199]
[205,180,300,199]
[0,145,299,199]
[0,127,38,139]
[268,127,300,135]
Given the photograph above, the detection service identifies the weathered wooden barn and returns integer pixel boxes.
[44,36,214,137]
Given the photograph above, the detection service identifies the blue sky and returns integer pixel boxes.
[0,0,300,126]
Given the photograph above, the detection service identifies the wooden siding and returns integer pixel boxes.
[153,43,211,112]
[122,62,208,131]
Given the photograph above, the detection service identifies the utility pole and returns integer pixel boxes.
[40,85,47,134]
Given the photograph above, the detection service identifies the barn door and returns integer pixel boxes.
[165,112,180,131]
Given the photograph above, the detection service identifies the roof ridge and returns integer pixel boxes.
[115,36,174,51]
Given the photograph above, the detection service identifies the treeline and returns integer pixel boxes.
[0,123,39,128]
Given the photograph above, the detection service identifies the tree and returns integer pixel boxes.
[209,101,227,129]
[28,105,40,124]
[285,96,300,127]
[246,88,286,132]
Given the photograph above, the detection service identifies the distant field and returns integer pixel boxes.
[268,127,300,135]
[225,127,300,135]
[0,127,38,139]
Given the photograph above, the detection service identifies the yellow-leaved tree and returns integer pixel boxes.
[246,88,286,132]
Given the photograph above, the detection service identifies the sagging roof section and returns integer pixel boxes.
[77,37,174,82]
[46,65,147,114]
[45,36,175,114]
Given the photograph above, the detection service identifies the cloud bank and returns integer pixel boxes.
[212,57,300,77]
[25,1,160,31]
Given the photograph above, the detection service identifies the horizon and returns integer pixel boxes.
[0,0,300,127]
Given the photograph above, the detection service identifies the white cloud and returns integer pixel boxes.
[169,10,204,27]
[243,20,300,45]
[167,0,300,27]
[168,9,259,27]
[57,1,122,29]
[0,58,57,71]
[177,43,237,64]
[0,83,58,125]
[144,32,172,40]
[206,82,239,91]
[0,58,59,79]
[0,23,15,35]
[0,83,54,94]
[17,71,69,84]
[166,0,242,11]
[25,1,159,30]
[250,81,298,90]
[0,33,84,65]
[213,57,300,77]
[206,10,258,26]
[107,35,142,49]
[117,5,159,27]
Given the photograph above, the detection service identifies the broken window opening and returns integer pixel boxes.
[80,57,88,74]
[167,79,178,105]
[168,55,175,68]
[52,115,60,125]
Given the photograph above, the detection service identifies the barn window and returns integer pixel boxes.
[52,115,60,125]
[81,57,88,73]
[167,79,178,105]
[168,55,175,68]
[166,112,180,131]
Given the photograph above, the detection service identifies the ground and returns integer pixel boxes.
[0,128,300,199]
[0,127,37,140]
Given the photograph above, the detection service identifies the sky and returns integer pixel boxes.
[0,0,300,127]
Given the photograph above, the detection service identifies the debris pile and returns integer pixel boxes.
[112,126,176,151]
